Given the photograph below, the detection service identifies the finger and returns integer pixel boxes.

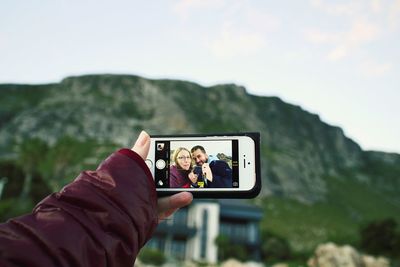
[157,192,193,216]
[131,131,150,160]
[159,208,179,221]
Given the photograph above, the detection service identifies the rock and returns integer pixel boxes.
[362,255,389,267]
[308,243,390,267]
[220,259,265,267]
[244,262,265,267]
[220,259,244,267]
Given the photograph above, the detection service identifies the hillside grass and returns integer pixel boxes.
[260,174,400,254]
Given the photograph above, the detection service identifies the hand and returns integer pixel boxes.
[188,172,198,183]
[132,131,193,222]
[202,163,213,182]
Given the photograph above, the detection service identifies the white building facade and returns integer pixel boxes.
[146,200,262,264]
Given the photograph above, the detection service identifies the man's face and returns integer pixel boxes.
[192,149,208,166]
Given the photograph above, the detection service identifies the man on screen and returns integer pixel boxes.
[191,145,232,188]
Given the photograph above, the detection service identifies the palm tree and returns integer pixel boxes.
[15,138,48,199]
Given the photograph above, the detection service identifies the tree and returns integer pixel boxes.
[15,138,48,199]
[38,136,103,191]
[360,218,400,259]
[215,235,248,262]
[261,231,291,263]
[0,160,24,199]
[138,248,166,266]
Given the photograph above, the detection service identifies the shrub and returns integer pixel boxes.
[138,248,166,266]
[0,198,34,222]
[360,218,400,259]
[261,231,292,263]
[215,235,248,262]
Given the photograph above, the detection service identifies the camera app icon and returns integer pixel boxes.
[157,143,165,151]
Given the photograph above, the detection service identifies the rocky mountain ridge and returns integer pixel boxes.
[0,74,399,205]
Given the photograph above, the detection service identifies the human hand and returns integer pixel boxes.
[132,131,193,222]
[202,163,213,182]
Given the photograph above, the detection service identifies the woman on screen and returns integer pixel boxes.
[169,147,198,188]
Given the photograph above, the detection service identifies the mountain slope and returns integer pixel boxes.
[1,74,399,252]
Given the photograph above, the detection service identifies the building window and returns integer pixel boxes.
[248,223,257,243]
[219,221,249,242]
[171,238,186,260]
[173,208,188,226]
[147,236,165,252]
[200,209,208,259]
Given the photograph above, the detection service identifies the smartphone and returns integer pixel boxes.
[146,132,260,198]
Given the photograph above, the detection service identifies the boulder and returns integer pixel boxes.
[220,259,265,267]
[308,243,389,267]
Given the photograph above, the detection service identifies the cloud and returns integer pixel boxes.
[348,19,380,44]
[173,0,226,20]
[370,0,383,14]
[305,1,383,61]
[305,18,380,61]
[310,0,359,16]
[360,60,393,76]
[240,5,281,33]
[206,23,265,59]
[327,45,348,61]
[172,1,280,60]
[206,8,280,59]
[388,0,400,30]
[305,29,341,44]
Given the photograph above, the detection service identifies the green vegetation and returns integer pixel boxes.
[360,218,400,260]
[138,248,166,266]
[259,172,400,261]
[1,74,400,264]
[0,84,53,128]
[215,235,248,262]
[15,138,49,199]
[154,79,254,133]
[261,231,292,263]
[37,136,117,191]
[0,136,118,221]
[0,198,34,221]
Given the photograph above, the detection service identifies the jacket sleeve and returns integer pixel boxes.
[169,166,179,188]
[0,149,158,267]
[208,160,233,188]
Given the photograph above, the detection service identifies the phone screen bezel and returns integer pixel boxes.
[146,132,261,198]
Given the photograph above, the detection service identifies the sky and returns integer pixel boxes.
[1,0,399,153]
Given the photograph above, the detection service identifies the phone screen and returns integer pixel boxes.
[153,139,239,189]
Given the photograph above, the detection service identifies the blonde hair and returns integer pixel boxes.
[172,147,192,170]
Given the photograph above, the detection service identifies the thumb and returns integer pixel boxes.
[131,131,150,160]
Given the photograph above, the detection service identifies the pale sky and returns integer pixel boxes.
[1,0,399,153]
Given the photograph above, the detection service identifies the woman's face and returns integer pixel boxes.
[176,150,191,170]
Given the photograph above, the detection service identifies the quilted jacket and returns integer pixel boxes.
[0,148,158,267]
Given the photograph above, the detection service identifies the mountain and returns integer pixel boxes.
[1,74,399,253]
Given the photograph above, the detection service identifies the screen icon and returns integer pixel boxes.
[157,143,165,151]
[156,159,166,170]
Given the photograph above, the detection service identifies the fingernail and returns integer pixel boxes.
[135,131,148,147]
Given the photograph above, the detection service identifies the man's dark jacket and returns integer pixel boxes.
[207,160,233,188]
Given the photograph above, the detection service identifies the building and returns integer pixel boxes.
[146,200,263,264]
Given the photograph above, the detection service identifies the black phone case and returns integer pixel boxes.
[151,132,261,199]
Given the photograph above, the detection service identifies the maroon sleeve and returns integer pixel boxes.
[169,165,179,188]
[0,149,158,267]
